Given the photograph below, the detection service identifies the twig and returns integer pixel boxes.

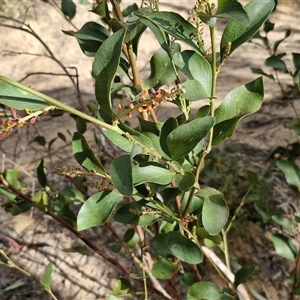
[0,174,171,300]
[202,246,252,300]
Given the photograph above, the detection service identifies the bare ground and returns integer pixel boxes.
[1,1,300,299]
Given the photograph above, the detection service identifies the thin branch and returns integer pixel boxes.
[0,16,86,113]
[0,175,171,300]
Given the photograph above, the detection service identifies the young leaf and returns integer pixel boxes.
[110,155,133,196]
[234,266,256,287]
[72,132,106,175]
[152,258,178,279]
[198,187,229,235]
[215,0,249,25]
[269,233,297,261]
[93,28,126,119]
[213,77,264,145]
[61,0,76,20]
[187,281,222,300]
[277,160,300,191]
[152,231,203,264]
[220,0,275,60]
[63,22,110,57]
[39,263,53,289]
[0,82,48,110]
[77,190,123,231]
[166,116,214,160]
[132,162,175,185]
[173,50,212,99]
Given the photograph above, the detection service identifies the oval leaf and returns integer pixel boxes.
[187,281,222,300]
[269,233,297,261]
[77,190,123,231]
[174,50,212,99]
[277,160,300,191]
[220,0,275,60]
[132,162,175,185]
[198,187,229,235]
[152,258,178,279]
[0,81,48,110]
[93,28,126,118]
[110,155,133,196]
[216,0,249,25]
[234,266,256,288]
[61,0,76,20]
[213,77,264,145]
[167,116,214,160]
[138,11,203,55]
[72,132,106,174]
[114,200,161,225]
[152,231,203,264]
[63,22,110,57]
[39,264,53,289]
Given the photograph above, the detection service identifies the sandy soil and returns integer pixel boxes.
[1,1,300,299]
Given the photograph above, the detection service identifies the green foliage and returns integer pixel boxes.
[0,0,279,299]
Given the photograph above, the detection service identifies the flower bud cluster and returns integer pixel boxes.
[117,85,186,119]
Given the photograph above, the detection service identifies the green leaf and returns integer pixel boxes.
[114,200,161,225]
[152,258,178,279]
[196,227,222,245]
[144,44,180,89]
[166,116,214,160]
[273,29,291,54]
[32,190,50,212]
[132,162,175,185]
[61,0,76,20]
[0,82,48,110]
[39,263,53,289]
[37,159,47,187]
[234,266,256,287]
[63,22,110,57]
[93,28,126,118]
[178,171,195,192]
[187,281,222,300]
[103,129,133,152]
[180,273,198,288]
[91,1,110,18]
[110,155,133,196]
[251,67,275,80]
[54,189,78,226]
[138,11,203,55]
[112,278,132,296]
[123,228,139,248]
[77,190,123,231]
[272,214,293,233]
[220,0,275,60]
[293,52,300,71]
[160,117,178,159]
[213,77,264,145]
[265,56,287,71]
[72,132,106,175]
[152,231,203,264]
[3,169,21,189]
[198,187,229,235]
[269,233,297,261]
[216,0,249,25]
[277,160,300,191]
[174,50,212,99]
